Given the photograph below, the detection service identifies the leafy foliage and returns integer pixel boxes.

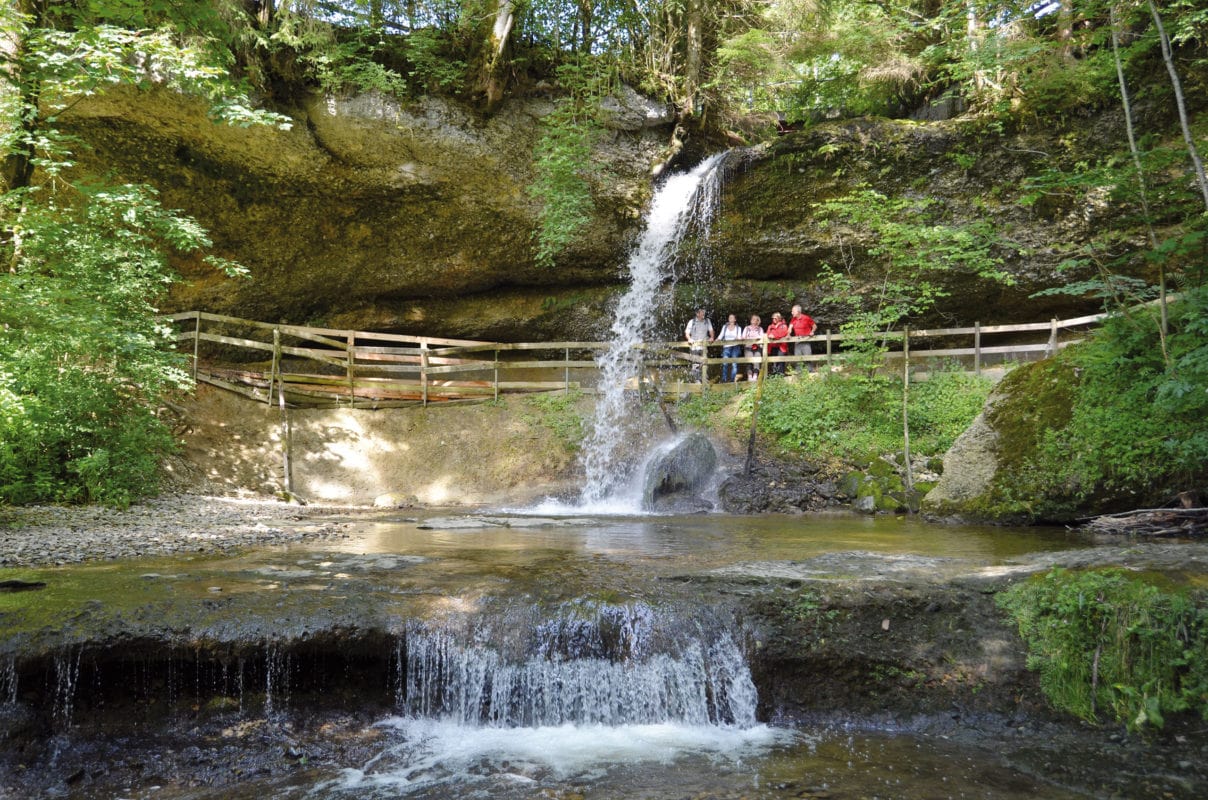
[527,58,612,267]
[0,1,286,506]
[998,568,1208,731]
[707,369,994,464]
[677,364,992,473]
[816,187,1015,369]
[0,185,216,506]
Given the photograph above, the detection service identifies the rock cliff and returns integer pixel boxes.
[63,85,674,340]
[60,87,1142,340]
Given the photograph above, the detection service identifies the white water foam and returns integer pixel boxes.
[327,718,792,795]
[578,154,730,509]
[524,431,719,516]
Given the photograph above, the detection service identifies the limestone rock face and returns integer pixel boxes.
[920,356,1104,523]
[59,89,1130,339]
[711,119,1138,328]
[60,86,673,340]
[920,406,1003,521]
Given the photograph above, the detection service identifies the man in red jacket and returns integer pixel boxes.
[789,304,817,373]
[766,312,789,376]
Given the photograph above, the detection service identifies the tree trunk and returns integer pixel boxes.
[1149,1,1208,212]
[966,0,984,93]
[1,0,43,195]
[1110,5,1169,360]
[682,2,703,117]
[1057,0,1075,59]
[480,0,516,111]
[577,0,594,54]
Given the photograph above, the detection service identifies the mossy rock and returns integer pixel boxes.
[876,492,908,513]
[851,471,915,514]
[839,471,864,498]
[866,457,899,479]
[923,356,1083,523]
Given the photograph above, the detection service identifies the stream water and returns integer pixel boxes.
[252,514,1091,800]
[2,510,1123,799]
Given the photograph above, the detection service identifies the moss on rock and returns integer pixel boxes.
[923,354,1098,523]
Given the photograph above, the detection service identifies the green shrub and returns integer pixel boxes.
[0,185,208,508]
[675,390,732,430]
[998,569,1208,731]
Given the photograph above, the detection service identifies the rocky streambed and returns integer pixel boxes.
[0,495,359,568]
[1,502,1206,799]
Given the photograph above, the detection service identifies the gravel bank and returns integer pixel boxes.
[0,495,362,568]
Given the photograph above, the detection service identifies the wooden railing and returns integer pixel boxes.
[167,307,1117,408]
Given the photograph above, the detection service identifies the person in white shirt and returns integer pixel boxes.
[684,308,714,382]
[717,313,743,382]
[741,315,764,381]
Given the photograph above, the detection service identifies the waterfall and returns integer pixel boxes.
[577,153,731,508]
[392,602,757,728]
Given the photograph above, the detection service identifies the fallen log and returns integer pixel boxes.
[1083,507,1208,537]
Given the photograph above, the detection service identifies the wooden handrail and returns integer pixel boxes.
[166,297,1174,407]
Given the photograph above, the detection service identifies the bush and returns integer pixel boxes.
[0,185,207,508]
[523,390,586,453]
[743,370,993,464]
[998,568,1208,731]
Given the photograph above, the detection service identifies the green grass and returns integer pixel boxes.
[522,390,586,453]
[679,369,994,466]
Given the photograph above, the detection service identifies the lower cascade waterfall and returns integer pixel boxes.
[391,602,757,728]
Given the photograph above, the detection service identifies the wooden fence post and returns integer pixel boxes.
[345,331,356,404]
[1047,318,1059,356]
[974,321,981,375]
[271,326,292,495]
[825,329,832,369]
[494,349,500,402]
[564,347,571,394]
[193,313,201,382]
[420,342,429,407]
[269,328,281,408]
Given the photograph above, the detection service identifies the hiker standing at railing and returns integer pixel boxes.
[789,304,817,374]
[766,312,789,376]
[684,308,714,383]
[718,314,743,383]
[742,315,764,381]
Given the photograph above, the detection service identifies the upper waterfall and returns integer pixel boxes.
[577,153,731,508]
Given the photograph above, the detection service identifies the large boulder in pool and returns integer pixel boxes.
[641,433,718,512]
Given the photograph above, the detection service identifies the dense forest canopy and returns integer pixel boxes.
[1,0,1206,506]
[218,1,1208,122]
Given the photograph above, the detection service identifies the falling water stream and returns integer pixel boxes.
[577,154,730,510]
